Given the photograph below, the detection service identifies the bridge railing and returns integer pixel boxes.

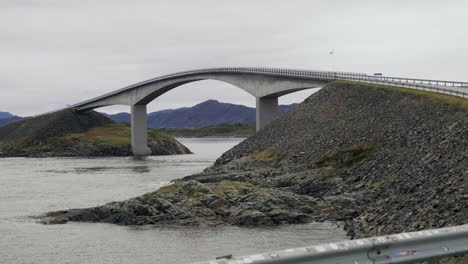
[335,73,468,98]
[194,224,468,264]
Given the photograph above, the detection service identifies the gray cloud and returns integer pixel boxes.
[1,0,467,115]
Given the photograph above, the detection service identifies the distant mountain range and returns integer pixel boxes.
[0,112,13,119]
[102,100,296,128]
[0,100,297,128]
[0,113,23,126]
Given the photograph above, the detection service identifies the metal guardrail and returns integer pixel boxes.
[71,67,468,109]
[195,224,468,264]
[334,73,468,98]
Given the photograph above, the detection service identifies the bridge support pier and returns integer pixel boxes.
[256,97,279,131]
[131,104,151,157]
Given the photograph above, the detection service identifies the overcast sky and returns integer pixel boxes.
[1,0,467,116]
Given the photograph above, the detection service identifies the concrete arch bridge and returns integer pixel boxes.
[71,67,468,156]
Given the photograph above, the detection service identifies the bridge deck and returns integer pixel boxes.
[71,67,467,110]
[33,68,468,118]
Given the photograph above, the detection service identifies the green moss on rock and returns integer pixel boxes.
[247,149,286,165]
[62,123,171,146]
[149,180,272,200]
[315,144,379,169]
[148,181,213,200]
[212,181,270,197]
[0,122,190,157]
[336,80,468,110]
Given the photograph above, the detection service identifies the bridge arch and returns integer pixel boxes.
[76,72,328,110]
[73,68,334,156]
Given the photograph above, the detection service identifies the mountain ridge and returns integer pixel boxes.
[0,116,23,126]
[0,112,13,119]
[1,100,297,128]
[103,100,296,128]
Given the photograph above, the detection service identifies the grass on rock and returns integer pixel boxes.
[315,144,379,169]
[148,180,272,200]
[0,122,178,155]
[337,80,468,110]
[62,123,169,146]
[247,148,286,164]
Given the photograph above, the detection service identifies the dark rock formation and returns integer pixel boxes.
[40,180,319,226]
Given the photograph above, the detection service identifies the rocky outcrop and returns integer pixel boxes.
[0,109,113,142]
[210,81,468,238]
[40,180,322,226]
[211,82,467,239]
[0,110,191,157]
[40,82,467,243]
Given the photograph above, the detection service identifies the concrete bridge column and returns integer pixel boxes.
[256,97,279,131]
[131,104,151,156]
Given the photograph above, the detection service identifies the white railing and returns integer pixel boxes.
[335,73,468,98]
[194,224,468,264]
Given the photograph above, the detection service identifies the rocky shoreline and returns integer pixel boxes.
[39,82,467,262]
[0,140,191,158]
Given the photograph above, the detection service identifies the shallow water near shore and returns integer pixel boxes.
[0,138,347,264]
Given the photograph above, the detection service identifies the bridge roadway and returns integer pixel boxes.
[68,67,467,156]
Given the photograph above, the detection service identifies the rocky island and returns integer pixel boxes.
[0,109,191,157]
[39,81,467,262]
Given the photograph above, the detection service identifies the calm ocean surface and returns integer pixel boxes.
[0,138,347,264]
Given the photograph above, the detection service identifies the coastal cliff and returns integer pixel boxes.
[41,82,467,247]
[0,109,191,157]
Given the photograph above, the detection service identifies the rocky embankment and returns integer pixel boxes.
[208,81,468,238]
[41,82,467,243]
[0,109,191,157]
